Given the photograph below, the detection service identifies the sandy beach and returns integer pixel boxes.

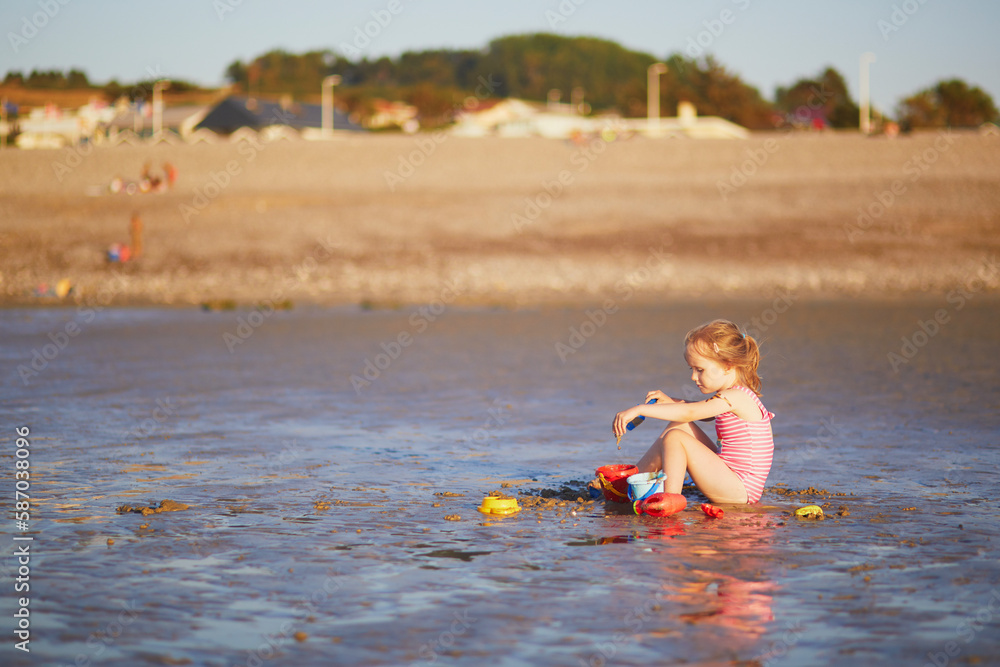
[1,130,998,307]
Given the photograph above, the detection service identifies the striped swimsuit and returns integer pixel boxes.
[714,385,775,504]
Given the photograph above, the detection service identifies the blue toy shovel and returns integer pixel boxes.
[615,398,658,450]
[626,397,658,432]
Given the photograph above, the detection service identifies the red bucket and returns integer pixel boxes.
[595,464,638,503]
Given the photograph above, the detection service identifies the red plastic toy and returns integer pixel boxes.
[633,492,687,517]
[701,503,724,519]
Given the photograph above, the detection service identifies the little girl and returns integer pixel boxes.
[612,319,775,504]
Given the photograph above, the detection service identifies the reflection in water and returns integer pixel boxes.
[593,512,778,658]
[673,575,775,640]
[677,515,776,656]
[595,517,687,544]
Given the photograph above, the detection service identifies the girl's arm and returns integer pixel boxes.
[613,394,730,437]
[644,389,693,405]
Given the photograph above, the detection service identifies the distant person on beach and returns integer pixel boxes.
[140,161,154,193]
[130,213,143,259]
[163,161,178,187]
[611,320,775,504]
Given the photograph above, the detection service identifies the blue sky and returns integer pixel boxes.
[2,0,998,113]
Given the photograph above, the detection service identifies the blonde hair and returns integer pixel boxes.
[684,319,763,395]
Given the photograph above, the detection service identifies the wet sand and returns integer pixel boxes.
[1,131,998,307]
[2,301,999,665]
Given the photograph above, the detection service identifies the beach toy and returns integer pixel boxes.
[633,492,687,517]
[55,278,72,299]
[626,472,666,503]
[627,398,658,432]
[701,503,724,519]
[795,505,824,519]
[478,496,520,516]
[616,398,658,449]
[595,464,638,503]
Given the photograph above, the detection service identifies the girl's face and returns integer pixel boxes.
[685,344,735,394]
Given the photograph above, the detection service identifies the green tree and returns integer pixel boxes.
[395,49,480,88]
[775,67,859,129]
[898,79,999,129]
[478,33,654,109]
[66,68,90,88]
[663,55,774,129]
[225,60,247,87]
[102,79,124,101]
[25,69,66,88]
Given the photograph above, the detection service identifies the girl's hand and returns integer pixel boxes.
[612,406,642,438]
[645,390,671,404]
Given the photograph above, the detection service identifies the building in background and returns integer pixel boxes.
[451,99,749,139]
[195,96,363,137]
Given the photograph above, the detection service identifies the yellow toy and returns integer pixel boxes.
[795,505,824,518]
[478,496,521,516]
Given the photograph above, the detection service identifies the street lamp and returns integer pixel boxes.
[859,52,876,135]
[322,75,342,138]
[647,63,667,136]
[152,80,171,137]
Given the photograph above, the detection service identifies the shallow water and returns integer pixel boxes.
[2,299,999,666]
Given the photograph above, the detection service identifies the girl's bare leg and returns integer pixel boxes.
[636,421,715,472]
[637,422,748,504]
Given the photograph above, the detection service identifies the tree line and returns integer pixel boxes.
[1,69,206,101]
[219,33,1000,131]
[4,33,997,130]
